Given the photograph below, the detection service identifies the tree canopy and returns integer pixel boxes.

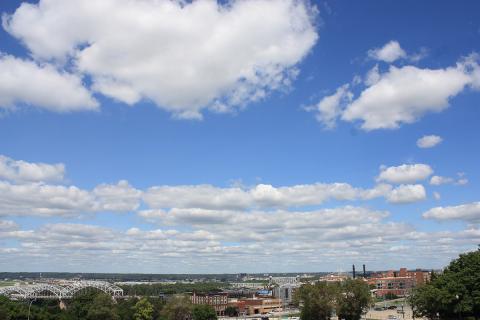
[295,279,371,320]
[191,304,217,320]
[335,279,372,320]
[409,248,480,319]
[133,298,154,320]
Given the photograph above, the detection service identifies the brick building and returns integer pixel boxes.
[369,268,430,297]
[229,297,283,315]
[191,292,228,316]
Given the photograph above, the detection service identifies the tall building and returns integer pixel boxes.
[273,283,299,306]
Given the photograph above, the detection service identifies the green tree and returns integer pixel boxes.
[66,291,99,319]
[134,298,154,320]
[409,248,480,319]
[161,295,192,320]
[224,306,238,317]
[117,298,138,320]
[295,282,337,320]
[191,304,217,320]
[336,279,372,320]
[85,293,119,320]
[0,305,9,320]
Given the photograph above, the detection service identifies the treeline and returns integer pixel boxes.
[120,282,229,296]
[0,292,218,320]
[0,273,235,282]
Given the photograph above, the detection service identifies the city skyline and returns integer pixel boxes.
[0,0,480,273]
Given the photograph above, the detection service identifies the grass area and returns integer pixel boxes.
[0,281,16,287]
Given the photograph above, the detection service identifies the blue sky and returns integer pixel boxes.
[0,0,479,273]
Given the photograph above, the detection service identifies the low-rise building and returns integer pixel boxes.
[191,292,228,316]
[373,276,415,297]
[229,298,283,315]
[317,274,349,283]
[368,268,431,297]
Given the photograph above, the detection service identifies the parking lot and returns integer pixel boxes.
[364,305,420,320]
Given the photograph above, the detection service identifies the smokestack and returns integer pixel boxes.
[363,264,366,278]
[352,264,356,279]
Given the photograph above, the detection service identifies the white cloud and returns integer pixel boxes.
[430,175,454,186]
[0,180,141,217]
[433,192,441,201]
[308,52,480,131]
[386,184,426,204]
[430,173,468,186]
[342,63,473,130]
[0,220,18,232]
[368,40,407,63]
[423,202,480,223]
[305,84,352,129]
[417,135,443,148]
[377,164,433,184]
[0,54,97,112]
[93,180,142,212]
[1,214,477,272]
[3,0,317,118]
[143,183,393,210]
[364,64,381,86]
[0,155,65,183]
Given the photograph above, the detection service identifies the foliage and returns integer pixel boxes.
[295,282,337,320]
[85,293,119,320]
[133,298,154,320]
[335,279,372,320]
[191,304,217,320]
[224,306,238,317]
[116,298,138,320]
[0,292,167,320]
[383,293,398,300]
[409,248,480,320]
[160,295,192,320]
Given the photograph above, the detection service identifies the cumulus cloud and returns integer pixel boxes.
[430,173,468,186]
[386,184,426,204]
[309,50,480,130]
[305,84,352,129]
[143,182,393,210]
[377,164,433,184]
[417,135,443,148]
[0,155,65,183]
[342,63,474,130]
[0,54,97,112]
[368,40,407,63]
[1,216,477,272]
[3,0,317,118]
[423,202,480,223]
[430,175,454,186]
[93,180,142,212]
[0,180,141,217]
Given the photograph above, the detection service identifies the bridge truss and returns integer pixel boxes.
[0,280,123,300]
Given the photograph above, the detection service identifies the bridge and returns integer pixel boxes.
[0,280,123,300]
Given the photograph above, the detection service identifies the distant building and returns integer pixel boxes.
[317,274,348,283]
[270,276,299,286]
[273,283,299,306]
[229,297,283,315]
[191,292,228,316]
[230,282,266,289]
[368,268,431,297]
